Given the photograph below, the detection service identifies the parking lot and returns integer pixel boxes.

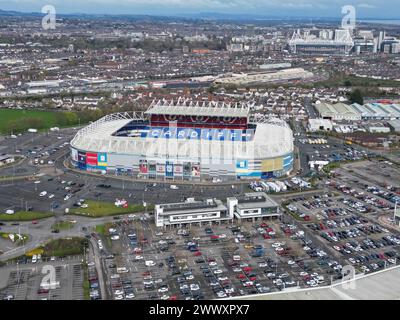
[91,212,354,300]
[0,257,85,300]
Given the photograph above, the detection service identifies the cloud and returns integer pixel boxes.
[357,3,377,9]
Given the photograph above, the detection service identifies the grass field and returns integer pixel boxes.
[69,200,150,218]
[42,237,88,257]
[0,211,54,221]
[0,109,82,134]
[0,109,58,133]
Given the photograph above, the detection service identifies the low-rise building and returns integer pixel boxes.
[154,198,230,228]
[308,118,333,132]
[227,192,280,222]
[0,155,15,166]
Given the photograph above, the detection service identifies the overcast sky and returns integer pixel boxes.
[0,0,399,18]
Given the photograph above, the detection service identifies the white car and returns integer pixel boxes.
[114,294,124,300]
[218,234,227,239]
[185,275,194,280]
[258,262,268,268]
[135,255,143,260]
[111,235,120,241]
[155,232,163,236]
[208,262,218,267]
[114,290,124,295]
[145,260,156,267]
[160,295,170,300]
[158,287,169,293]
[272,242,283,248]
[287,260,295,265]
[48,194,55,199]
[218,276,228,282]
[217,291,227,298]
[213,269,223,274]
[125,293,135,299]
[39,191,47,197]
[190,284,200,291]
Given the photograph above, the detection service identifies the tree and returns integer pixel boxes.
[348,89,364,105]
[344,80,352,87]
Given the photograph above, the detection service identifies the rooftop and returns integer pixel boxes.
[145,98,250,118]
[235,192,279,209]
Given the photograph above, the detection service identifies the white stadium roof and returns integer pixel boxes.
[145,99,251,118]
[70,112,293,161]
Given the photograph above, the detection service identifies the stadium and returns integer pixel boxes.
[70,99,294,181]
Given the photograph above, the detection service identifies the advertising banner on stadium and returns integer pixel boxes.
[71,148,78,162]
[139,159,148,174]
[183,162,191,176]
[97,153,107,167]
[191,163,200,177]
[149,162,156,173]
[174,163,183,176]
[165,161,174,177]
[156,163,165,174]
[78,151,86,169]
[86,153,98,166]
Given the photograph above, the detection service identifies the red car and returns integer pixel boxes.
[193,251,202,256]
[237,274,246,279]
[210,235,219,240]
[249,276,257,281]
[37,289,49,294]
[260,223,268,228]
[32,220,38,225]
[169,295,177,300]
[263,234,271,239]
[303,216,311,221]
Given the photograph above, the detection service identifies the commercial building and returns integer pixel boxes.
[308,118,333,132]
[227,192,280,222]
[70,99,294,181]
[154,198,230,228]
[315,102,400,121]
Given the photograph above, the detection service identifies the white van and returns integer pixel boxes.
[170,185,179,190]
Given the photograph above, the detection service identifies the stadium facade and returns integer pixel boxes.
[70,99,294,181]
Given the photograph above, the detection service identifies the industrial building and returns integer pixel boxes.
[227,192,280,222]
[315,102,361,121]
[214,68,314,86]
[70,99,294,181]
[315,102,400,121]
[154,198,230,228]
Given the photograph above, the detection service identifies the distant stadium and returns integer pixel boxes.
[70,99,294,181]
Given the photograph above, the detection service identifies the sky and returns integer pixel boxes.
[0,0,399,18]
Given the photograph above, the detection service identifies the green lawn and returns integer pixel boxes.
[42,237,88,257]
[0,211,53,221]
[0,109,81,134]
[69,200,150,218]
[0,232,29,245]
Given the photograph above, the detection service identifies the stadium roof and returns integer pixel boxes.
[145,99,251,118]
